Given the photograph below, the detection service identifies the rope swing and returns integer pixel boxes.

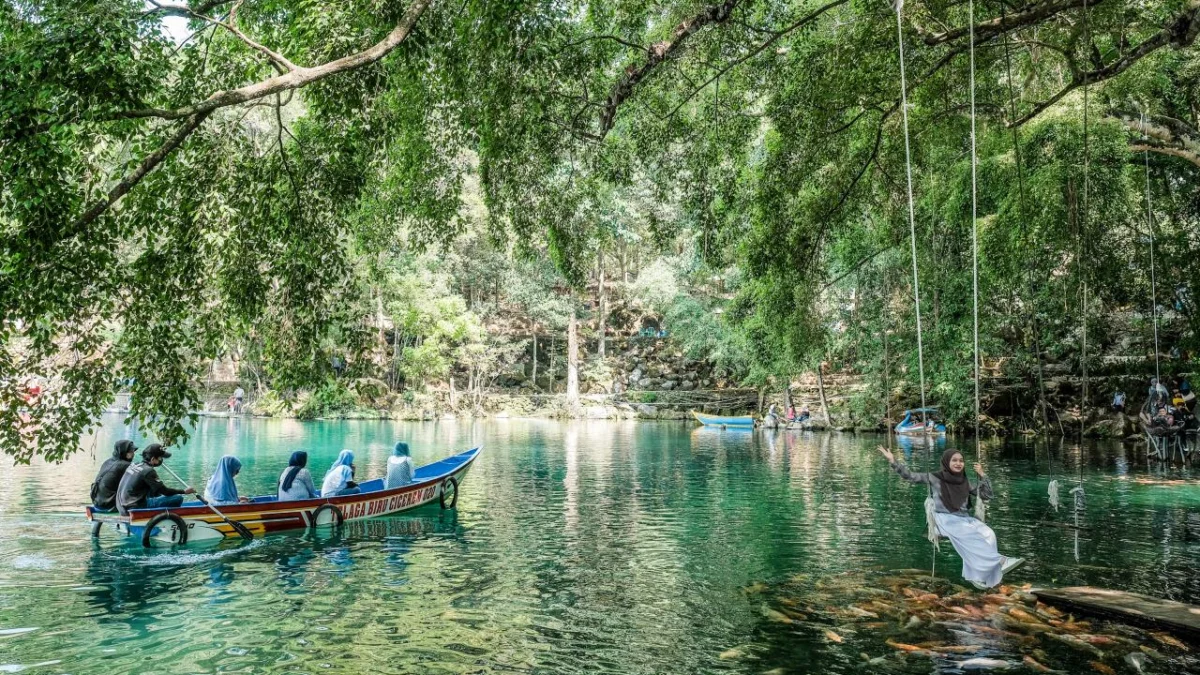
[968,0,985,525]
[893,0,928,430]
[1142,109,1161,383]
[892,0,937,576]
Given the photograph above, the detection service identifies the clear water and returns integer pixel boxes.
[1,417,1199,674]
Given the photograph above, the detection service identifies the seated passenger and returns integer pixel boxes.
[386,442,414,489]
[91,440,137,511]
[203,455,250,505]
[321,449,361,497]
[278,451,318,500]
[116,444,194,515]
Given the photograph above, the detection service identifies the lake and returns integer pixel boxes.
[1,416,1199,673]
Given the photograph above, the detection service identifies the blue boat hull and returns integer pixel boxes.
[692,411,755,427]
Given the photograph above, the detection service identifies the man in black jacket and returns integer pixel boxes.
[90,440,137,511]
[116,444,194,515]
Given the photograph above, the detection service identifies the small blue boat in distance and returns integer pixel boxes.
[894,407,947,435]
[692,411,756,428]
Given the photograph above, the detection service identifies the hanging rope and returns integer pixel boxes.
[893,0,928,427]
[894,0,939,576]
[1142,109,1161,382]
[1079,0,1091,444]
[1001,7,1051,434]
[968,0,986,524]
[1078,0,1091,502]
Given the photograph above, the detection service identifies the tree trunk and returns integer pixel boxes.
[817,361,832,425]
[597,255,607,357]
[376,291,386,353]
[757,386,765,415]
[567,306,580,406]
[449,375,457,409]
[391,330,400,390]
[783,384,793,413]
[549,335,557,394]
[883,328,891,442]
[532,331,538,391]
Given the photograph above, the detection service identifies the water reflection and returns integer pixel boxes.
[4,419,1200,674]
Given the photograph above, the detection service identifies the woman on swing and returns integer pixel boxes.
[878,446,1024,589]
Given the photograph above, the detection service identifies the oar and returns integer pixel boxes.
[159,463,254,541]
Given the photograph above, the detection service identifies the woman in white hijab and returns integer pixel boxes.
[321,449,360,496]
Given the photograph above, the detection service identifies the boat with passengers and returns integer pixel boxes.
[87,446,480,546]
[894,408,947,435]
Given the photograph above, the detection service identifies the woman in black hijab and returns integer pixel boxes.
[277,451,318,500]
[879,446,1024,589]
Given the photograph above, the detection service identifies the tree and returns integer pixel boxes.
[5,0,1200,460]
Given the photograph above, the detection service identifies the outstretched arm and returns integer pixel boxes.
[877,446,933,485]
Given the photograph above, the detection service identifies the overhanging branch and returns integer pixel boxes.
[74,0,433,229]
[1008,0,1200,127]
[595,0,743,138]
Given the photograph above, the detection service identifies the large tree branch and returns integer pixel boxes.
[595,0,743,138]
[142,0,234,18]
[921,0,1105,46]
[1113,112,1200,168]
[116,0,431,121]
[75,0,432,230]
[149,0,298,71]
[1008,0,1200,127]
[663,0,851,123]
[73,112,212,229]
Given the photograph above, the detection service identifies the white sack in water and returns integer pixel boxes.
[924,496,940,550]
[1048,479,1061,512]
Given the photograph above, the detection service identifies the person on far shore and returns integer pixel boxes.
[1111,391,1125,413]
[116,444,194,515]
[386,443,414,489]
[203,455,250,505]
[90,440,138,511]
[232,386,245,413]
[321,449,361,497]
[278,451,319,500]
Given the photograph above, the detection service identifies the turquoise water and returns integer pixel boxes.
[1,417,1199,673]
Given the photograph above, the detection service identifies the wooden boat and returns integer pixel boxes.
[894,408,947,435]
[87,447,480,547]
[691,411,756,428]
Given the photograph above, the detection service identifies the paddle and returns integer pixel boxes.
[159,463,254,541]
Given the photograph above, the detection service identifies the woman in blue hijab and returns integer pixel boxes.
[278,451,318,501]
[321,449,360,496]
[386,442,414,489]
[204,456,249,505]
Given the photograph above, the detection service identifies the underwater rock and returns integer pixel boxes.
[1124,651,1147,673]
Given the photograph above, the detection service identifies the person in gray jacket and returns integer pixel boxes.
[278,451,318,500]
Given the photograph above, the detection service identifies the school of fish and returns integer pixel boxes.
[721,568,1196,673]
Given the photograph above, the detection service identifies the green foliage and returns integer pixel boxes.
[3,0,1199,458]
[295,380,359,419]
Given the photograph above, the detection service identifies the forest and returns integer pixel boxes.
[2,0,1199,461]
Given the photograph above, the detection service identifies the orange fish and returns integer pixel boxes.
[1007,607,1044,624]
[1023,655,1053,672]
[1090,661,1116,675]
[1151,632,1189,651]
[885,639,924,652]
[824,630,843,643]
